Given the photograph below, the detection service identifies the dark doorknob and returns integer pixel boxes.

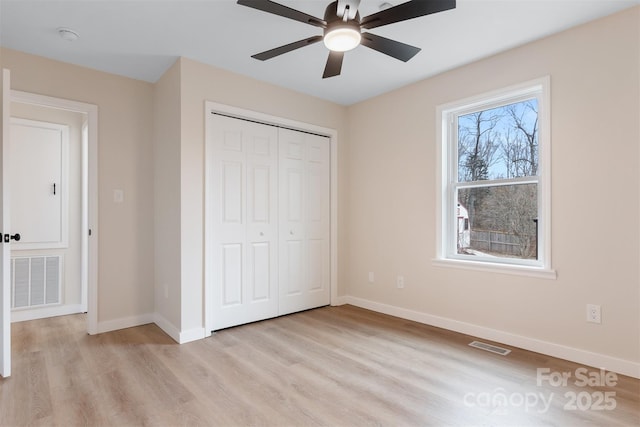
[3,233,20,242]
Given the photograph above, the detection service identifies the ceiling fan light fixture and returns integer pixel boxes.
[323,25,361,52]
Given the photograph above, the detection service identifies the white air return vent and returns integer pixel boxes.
[11,256,61,309]
[469,340,511,356]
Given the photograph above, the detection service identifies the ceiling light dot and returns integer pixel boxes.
[57,27,80,42]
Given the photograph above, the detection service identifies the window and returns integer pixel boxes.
[436,78,554,278]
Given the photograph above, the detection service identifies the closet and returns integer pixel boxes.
[206,113,330,331]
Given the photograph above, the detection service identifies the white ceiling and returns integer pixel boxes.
[1,0,638,105]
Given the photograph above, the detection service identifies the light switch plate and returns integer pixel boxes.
[113,189,124,203]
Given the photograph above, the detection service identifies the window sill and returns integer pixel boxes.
[432,258,557,280]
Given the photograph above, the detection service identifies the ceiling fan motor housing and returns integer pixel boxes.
[323,1,362,52]
[324,0,361,24]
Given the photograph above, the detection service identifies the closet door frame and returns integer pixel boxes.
[204,102,339,336]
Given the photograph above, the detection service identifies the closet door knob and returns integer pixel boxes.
[289,230,294,235]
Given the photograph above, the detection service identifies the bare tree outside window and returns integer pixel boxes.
[457,99,539,259]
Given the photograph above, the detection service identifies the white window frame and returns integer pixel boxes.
[434,77,556,279]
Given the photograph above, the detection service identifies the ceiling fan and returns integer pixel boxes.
[237,0,456,78]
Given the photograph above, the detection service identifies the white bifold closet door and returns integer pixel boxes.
[278,128,330,316]
[210,115,279,330]
[209,114,330,331]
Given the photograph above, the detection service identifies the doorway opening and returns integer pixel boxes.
[9,90,98,334]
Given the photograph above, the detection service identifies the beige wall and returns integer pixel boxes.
[153,60,182,329]
[345,7,640,365]
[175,57,349,334]
[0,48,155,325]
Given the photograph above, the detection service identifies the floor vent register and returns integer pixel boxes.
[468,340,511,356]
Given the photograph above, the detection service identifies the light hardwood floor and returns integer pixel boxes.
[1,305,638,426]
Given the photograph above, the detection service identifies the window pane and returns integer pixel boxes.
[457,183,538,259]
[458,99,538,182]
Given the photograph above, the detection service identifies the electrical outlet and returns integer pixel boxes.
[368,272,375,283]
[586,304,601,324]
[396,275,404,289]
[164,284,169,299]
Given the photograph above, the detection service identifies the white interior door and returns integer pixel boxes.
[209,114,279,330]
[1,68,12,377]
[9,118,67,248]
[278,129,330,315]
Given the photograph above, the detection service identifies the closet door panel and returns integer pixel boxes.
[308,238,324,291]
[221,243,242,307]
[284,239,303,296]
[249,166,270,223]
[221,162,242,223]
[245,127,278,317]
[285,168,303,223]
[279,130,305,309]
[305,134,330,303]
[279,129,330,315]
[213,124,248,326]
[209,114,278,330]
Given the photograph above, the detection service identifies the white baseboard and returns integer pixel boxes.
[153,313,205,344]
[153,313,181,343]
[343,296,640,379]
[331,295,348,306]
[179,327,206,344]
[96,313,154,334]
[12,304,84,323]
[18,307,201,344]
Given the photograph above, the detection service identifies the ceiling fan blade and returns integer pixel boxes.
[361,0,456,30]
[237,0,326,28]
[360,32,421,62]
[337,0,361,20]
[323,51,344,78]
[252,36,323,61]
